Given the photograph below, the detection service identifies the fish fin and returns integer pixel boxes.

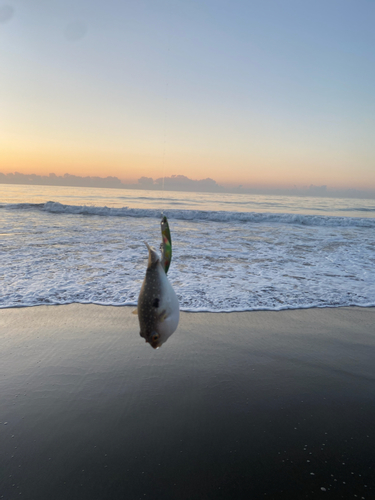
[132,309,138,315]
[145,242,160,266]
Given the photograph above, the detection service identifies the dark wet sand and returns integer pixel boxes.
[1,305,375,499]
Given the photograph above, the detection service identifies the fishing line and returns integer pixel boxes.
[159,27,172,274]
[160,28,171,215]
[161,81,168,195]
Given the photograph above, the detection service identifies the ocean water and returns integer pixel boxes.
[1,184,375,311]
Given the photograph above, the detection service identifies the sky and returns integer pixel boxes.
[1,0,374,190]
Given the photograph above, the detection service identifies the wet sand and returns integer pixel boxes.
[1,305,375,499]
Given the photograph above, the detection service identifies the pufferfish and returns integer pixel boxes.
[137,242,180,348]
[135,216,179,348]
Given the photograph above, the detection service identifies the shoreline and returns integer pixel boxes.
[1,302,374,312]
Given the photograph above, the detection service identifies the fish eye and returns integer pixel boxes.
[152,333,160,342]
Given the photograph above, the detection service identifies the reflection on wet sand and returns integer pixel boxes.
[1,305,375,499]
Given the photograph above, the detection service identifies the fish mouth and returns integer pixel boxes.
[140,335,161,349]
[149,340,161,349]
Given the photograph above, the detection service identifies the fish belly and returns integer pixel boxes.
[157,267,180,336]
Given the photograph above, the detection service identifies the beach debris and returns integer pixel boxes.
[137,237,179,349]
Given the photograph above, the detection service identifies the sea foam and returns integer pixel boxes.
[1,199,374,311]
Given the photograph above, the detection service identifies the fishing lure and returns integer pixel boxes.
[160,215,172,274]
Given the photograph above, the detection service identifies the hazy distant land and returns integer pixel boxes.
[1,171,375,200]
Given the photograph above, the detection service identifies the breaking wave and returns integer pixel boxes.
[2,201,375,228]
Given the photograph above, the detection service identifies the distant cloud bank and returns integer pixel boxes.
[0,172,124,189]
[1,171,374,200]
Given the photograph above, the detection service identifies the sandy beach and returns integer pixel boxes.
[1,305,374,499]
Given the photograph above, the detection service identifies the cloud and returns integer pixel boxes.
[137,176,154,187]
[1,171,375,199]
[153,175,223,192]
[0,172,123,189]
[0,172,224,193]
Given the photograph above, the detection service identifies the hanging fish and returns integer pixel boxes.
[137,243,180,348]
[160,215,172,274]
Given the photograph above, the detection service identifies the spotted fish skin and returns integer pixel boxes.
[138,243,179,349]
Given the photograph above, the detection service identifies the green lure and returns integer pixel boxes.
[160,215,172,274]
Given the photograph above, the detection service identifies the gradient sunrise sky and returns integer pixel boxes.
[1,0,374,189]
